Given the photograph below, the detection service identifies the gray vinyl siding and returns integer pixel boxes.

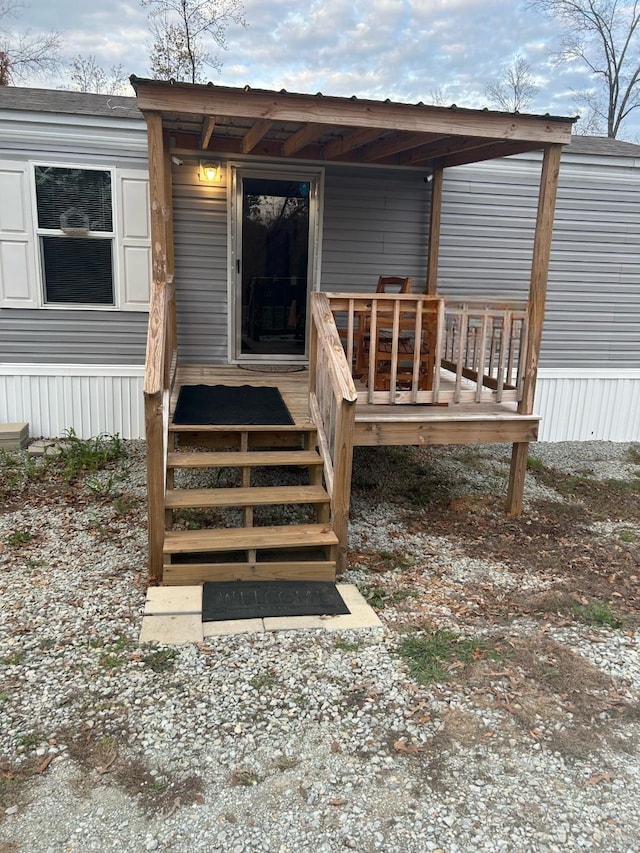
[321,165,430,291]
[172,162,229,363]
[437,154,640,369]
[0,110,149,365]
[170,162,431,359]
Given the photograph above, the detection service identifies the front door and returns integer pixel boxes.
[232,167,321,361]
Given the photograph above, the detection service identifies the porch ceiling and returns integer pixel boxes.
[130,77,576,170]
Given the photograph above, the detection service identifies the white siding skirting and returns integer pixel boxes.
[536,369,640,442]
[0,364,145,440]
[0,365,638,444]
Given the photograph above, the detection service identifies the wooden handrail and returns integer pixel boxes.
[309,292,357,574]
[143,273,177,581]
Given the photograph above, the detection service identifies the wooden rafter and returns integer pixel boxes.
[201,116,215,150]
[438,140,544,169]
[360,132,441,162]
[242,118,272,153]
[323,127,387,159]
[283,122,325,156]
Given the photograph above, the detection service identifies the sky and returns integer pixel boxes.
[4,0,637,139]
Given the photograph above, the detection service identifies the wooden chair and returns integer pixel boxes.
[376,275,412,294]
[370,298,441,391]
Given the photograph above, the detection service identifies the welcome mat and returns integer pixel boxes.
[173,384,295,426]
[202,581,351,622]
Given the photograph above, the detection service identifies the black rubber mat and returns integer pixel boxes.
[202,581,351,621]
[172,384,295,426]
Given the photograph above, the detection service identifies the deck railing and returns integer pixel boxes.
[143,275,177,579]
[327,292,528,405]
[309,293,358,573]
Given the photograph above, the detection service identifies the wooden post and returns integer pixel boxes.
[145,392,165,580]
[507,143,563,515]
[163,131,177,371]
[331,398,356,575]
[143,110,171,578]
[426,166,444,295]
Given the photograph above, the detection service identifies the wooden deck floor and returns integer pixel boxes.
[172,365,539,446]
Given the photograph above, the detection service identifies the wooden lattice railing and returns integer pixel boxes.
[143,275,177,579]
[327,292,529,405]
[308,293,358,572]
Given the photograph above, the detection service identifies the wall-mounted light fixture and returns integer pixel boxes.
[199,161,223,183]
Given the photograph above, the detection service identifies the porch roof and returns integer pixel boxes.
[130,76,576,170]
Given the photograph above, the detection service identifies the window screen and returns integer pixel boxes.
[41,237,114,305]
[34,167,112,232]
[34,166,115,306]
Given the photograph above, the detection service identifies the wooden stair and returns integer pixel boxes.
[161,411,337,585]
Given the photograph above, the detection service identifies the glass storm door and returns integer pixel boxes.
[233,169,319,360]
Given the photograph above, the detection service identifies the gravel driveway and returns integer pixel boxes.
[0,438,639,853]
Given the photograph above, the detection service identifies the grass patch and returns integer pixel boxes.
[334,639,364,652]
[626,444,640,465]
[526,456,545,471]
[399,628,502,684]
[5,528,35,548]
[1,651,26,666]
[250,672,276,691]
[572,600,623,629]
[141,648,179,672]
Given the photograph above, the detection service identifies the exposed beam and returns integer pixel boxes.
[438,140,543,169]
[361,132,440,162]
[402,135,480,165]
[201,116,215,150]
[323,127,386,159]
[133,80,575,145]
[283,122,324,156]
[242,118,272,153]
[426,166,443,295]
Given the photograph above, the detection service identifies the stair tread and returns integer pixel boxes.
[169,422,316,432]
[168,450,322,468]
[165,485,329,508]
[163,524,338,554]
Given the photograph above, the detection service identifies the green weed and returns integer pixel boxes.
[141,648,179,672]
[399,628,502,684]
[619,531,636,543]
[1,651,26,666]
[5,528,35,547]
[626,444,640,465]
[250,672,275,691]
[18,731,40,748]
[572,601,623,629]
[334,639,364,652]
[57,428,126,483]
[526,456,545,471]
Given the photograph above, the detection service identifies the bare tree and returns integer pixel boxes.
[0,0,60,85]
[142,0,246,84]
[530,0,640,138]
[485,55,538,112]
[66,54,129,95]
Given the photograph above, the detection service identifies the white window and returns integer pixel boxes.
[35,165,115,306]
[0,160,151,311]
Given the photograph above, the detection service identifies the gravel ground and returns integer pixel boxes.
[0,439,639,853]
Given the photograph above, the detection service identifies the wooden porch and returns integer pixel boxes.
[147,290,539,586]
[134,76,575,585]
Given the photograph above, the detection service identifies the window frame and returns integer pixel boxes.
[30,162,120,311]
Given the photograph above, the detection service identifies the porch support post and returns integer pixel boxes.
[162,130,176,358]
[507,142,563,515]
[332,399,356,575]
[143,110,172,580]
[426,165,443,295]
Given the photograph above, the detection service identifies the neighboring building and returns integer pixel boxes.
[0,87,638,442]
